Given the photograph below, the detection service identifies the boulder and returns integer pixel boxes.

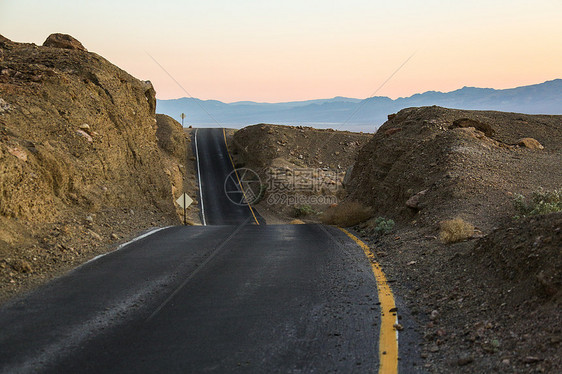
[43,33,87,51]
[450,118,495,137]
[406,189,427,209]
[75,129,93,142]
[516,137,544,150]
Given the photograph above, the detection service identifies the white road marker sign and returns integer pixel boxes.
[176,193,193,209]
[176,193,193,225]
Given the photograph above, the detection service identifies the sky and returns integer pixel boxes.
[1,0,561,102]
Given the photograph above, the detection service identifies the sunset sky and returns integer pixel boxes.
[2,0,561,102]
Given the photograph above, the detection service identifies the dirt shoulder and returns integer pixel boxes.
[0,35,198,304]
[360,213,561,373]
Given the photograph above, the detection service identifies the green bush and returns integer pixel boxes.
[294,204,316,217]
[373,217,395,235]
[513,188,562,218]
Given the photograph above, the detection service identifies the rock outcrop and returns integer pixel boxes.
[0,34,194,302]
[1,34,177,221]
[42,33,87,51]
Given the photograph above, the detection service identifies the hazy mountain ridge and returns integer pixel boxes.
[156,79,562,131]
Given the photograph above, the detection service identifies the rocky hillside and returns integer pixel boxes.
[0,34,196,302]
[231,124,371,222]
[347,106,562,231]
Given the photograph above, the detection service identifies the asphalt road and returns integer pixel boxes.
[0,128,417,373]
[194,128,263,225]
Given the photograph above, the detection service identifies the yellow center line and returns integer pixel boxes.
[339,228,398,374]
[222,128,260,225]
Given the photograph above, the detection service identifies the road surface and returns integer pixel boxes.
[0,128,414,373]
[194,128,263,225]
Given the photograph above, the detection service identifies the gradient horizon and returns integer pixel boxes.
[1,0,561,102]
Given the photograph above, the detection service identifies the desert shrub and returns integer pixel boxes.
[294,204,316,217]
[372,217,395,235]
[320,201,372,226]
[439,218,474,243]
[513,188,562,218]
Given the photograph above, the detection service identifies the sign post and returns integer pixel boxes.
[175,193,193,225]
[180,113,186,127]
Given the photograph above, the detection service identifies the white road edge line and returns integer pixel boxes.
[83,226,171,266]
[194,129,207,226]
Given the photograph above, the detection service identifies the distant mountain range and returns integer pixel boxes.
[156,79,562,132]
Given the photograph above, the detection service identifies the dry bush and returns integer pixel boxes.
[320,201,372,227]
[439,218,475,243]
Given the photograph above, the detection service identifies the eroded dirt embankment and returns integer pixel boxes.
[0,34,198,303]
[231,123,371,222]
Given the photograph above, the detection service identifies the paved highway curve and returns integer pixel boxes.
[0,128,407,373]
